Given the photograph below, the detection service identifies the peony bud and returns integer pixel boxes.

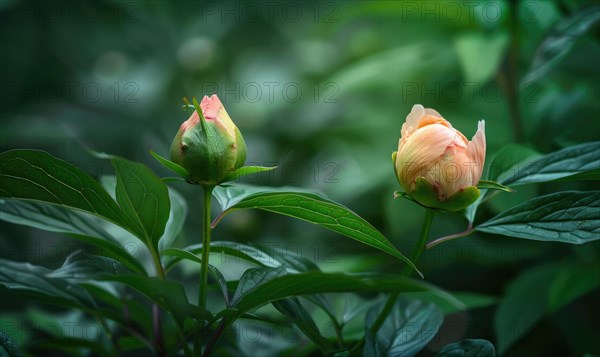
[170,95,246,185]
[393,105,486,211]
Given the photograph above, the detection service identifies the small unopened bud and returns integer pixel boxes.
[170,95,246,185]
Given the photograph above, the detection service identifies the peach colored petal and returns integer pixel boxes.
[396,123,458,188]
[466,120,486,185]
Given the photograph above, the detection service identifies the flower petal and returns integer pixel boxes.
[467,120,486,185]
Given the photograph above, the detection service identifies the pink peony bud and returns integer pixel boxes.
[393,105,486,211]
[170,95,246,185]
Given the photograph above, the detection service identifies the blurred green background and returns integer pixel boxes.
[1,0,599,356]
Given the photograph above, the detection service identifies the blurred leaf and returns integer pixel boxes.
[0,199,146,274]
[523,7,600,84]
[232,272,463,316]
[402,292,497,315]
[548,263,600,313]
[0,330,23,357]
[212,185,421,276]
[158,187,187,251]
[222,166,278,183]
[477,191,600,244]
[31,337,110,356]
[364,298,443,357]
[454,32,509,83]
[494,264,561,354]
[434,339,495,357]
[148,149,190,181]
[49,251,132,280]
[0,149,125,229]
[498,142,600,187]
[273,298,332,353]
[96,153,170,249]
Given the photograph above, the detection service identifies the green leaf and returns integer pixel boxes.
[476,180,514,193]
[401,292,497,315]
[454,32,508,83]
[499,141,600,187]
[272,298,332,353]
[0,149,125,229]
[158,187,187,251]
[494,264,561,355]
[477,191,600,244]
[465,144,539,222]
[232,272,463,316]
[149,149,191,181]
[103,274,206,326]
[548,263,600,313]
[221,166,277,182]
[231,266,288,306]
[97,153,171,248]
[434,339,495,357]
[364,298,443,357]
[0,199,146,274]
[212,184,421,276]
[0,259,96,309]
[523,7,600,84]
[161,248,231,306]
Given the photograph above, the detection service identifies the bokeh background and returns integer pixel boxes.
[1,0,599,356]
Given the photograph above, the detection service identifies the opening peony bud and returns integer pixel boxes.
[170,95,247,185]
[393,105,486,212]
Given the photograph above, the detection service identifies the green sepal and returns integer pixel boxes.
[221,166,277,183]
[149,150,194,183]
[477,179,515,193]
[409,178,481,212]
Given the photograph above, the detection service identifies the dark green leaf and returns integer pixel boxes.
[221,166,277,182]
[499,142,600,187]
[98,154,171,248]
[158,187,187,251]
[548,263,600,313]
[212,185,420,276]
[231,266,288,306]
[364,298,443,357]
[401,292,497,315]
[0,149,125,228]
[434,339,495,357]
[523,7,600,84]
[149,149,191,181]
[0,199,146,274]
[494,264,561,355]
[232,272,463,316]
[103,274,207,326]
[0,259,96,308]
[273,298,332,353]
[477,191,600,244]
[161,248,231,306]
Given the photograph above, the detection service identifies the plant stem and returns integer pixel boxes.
[426,224,474,250]
[203,319,227,357]
[368,209,435,340]
[148,245,166,355]
[199,185,214,310]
